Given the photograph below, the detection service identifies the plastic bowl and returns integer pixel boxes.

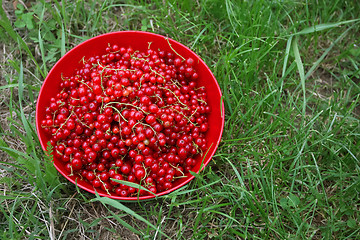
[36,31,224,200]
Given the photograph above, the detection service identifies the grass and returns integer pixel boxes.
[0,0,359,239]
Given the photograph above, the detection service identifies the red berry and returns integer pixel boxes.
[145,114,156,124]
[135,168,146,180]
[71,158,82,170]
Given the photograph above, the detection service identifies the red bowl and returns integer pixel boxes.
[36,31,224,200]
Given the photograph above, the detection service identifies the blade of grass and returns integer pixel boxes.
[53,4,66,57]
[91,0,108,33]
[208,210,241,225]
[293,19,360,36]
[0,2,45,78]
[282,35,293,78]
[226,157,245,188]
[61,22,66,57]
[18,59,33,148]
[0,146,35,171]
[38,6,47,75]
[102,207,143,235]
[191,25,207,49]
[292,36,306,122]
[109,179,158,197]
[92,194,170,239]
[304,26,352,79]
[225,0,240,37]
[0,83,19,90]
[193,195,208,230]
[167,178,221,197]
[8,197,19,240]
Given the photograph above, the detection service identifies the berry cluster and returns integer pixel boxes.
[41,43,210,197]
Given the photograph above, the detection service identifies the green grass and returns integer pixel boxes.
[1,0,359,239]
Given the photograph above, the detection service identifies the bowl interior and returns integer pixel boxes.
[36,31,224,200]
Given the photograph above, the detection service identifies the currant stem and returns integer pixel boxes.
[79,56,86,64]
[54,111,74,135]
[149,66,165,80]
[104,105,128,122]
[104,102,149,114]
[97,62,137,72]
[77,79,93,92]
[158,86,189,109]
[169,163,185,177]
[170,107,198,126]
[190,108,198,119]
[73,111,91,129]
[165,37,185,61]
[192,141,203,155]
[170,79,181,89]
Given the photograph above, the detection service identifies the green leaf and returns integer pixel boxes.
[280,198,288,209]
[23,13,34,30]
[347,219,357,228]
[349,47,360,57]
[16,3,24,11]
[14,19,26,28]
[288,193,300,208]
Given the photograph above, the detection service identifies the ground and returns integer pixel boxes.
[0,0,359,239]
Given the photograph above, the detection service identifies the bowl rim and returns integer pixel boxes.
[36,31,225,201]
